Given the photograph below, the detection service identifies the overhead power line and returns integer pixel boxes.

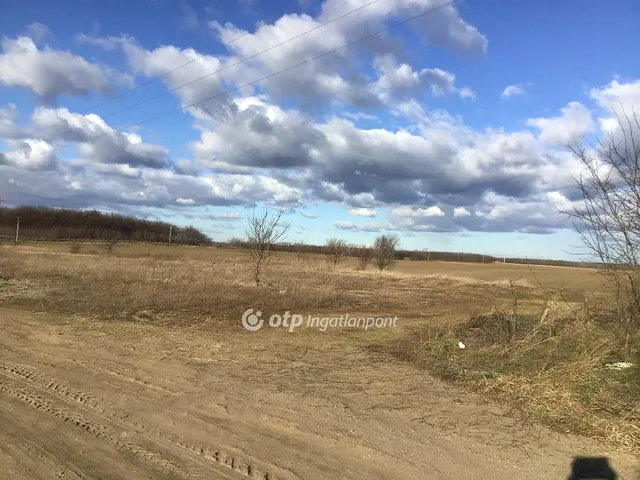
[2,32,249,153]
[5,0,385,155]
[75,31,250,115]
[2,0,456,163]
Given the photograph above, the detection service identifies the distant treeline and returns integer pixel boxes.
[0,206,211,245]
[0,205,596,267]
[224,238,599,269]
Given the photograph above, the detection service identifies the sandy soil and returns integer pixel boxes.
[0,307,637,480]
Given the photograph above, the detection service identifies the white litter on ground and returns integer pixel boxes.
[605,362,634,370]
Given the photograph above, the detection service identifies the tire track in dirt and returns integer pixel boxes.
[0,342,180,396]
[0,362,278,480]
[0,404,104,480]
[71,358,180,395]
[0,379,186,478]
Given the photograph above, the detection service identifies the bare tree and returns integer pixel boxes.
[294,241,308,262]
[373,234,399,271]
[325,237,349,266]
[354,245,373,270]
[228,237,246,249]
[243,207,290,286]
[565,110,640,355]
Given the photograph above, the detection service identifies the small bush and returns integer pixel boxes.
[101,239,118,253]
[69,243,82,254]
[354,246,373,270]
[325,237,349,266]
[373,235,399,271]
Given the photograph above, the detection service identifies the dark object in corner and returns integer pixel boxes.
[568,457,617,480]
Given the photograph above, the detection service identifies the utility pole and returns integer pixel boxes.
[169,225,173,245]
[15,216,20,245]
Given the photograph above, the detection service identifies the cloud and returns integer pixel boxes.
[206,0,486,109]
[527,101,594,144]
[372,54,469,102]
[590,79,640,111]
[459,87,476,100]
[182,95,590,234]
[181,0,199,28]
[7,16,632,239]
[0,152,304,212]
[501,83,528,99]
[383,190,576,234]
[25,23,51,43]
[0,36,117,102]
[80,0,484,117]
[453,206,471,217]
[405,0,487,55]
[334,220,389,232]
[589,79,640,135]
[0,139,59,171]
[0,104,26,139]
[209,212,242,220]
[26,107,170,169]
[191,97,326,168]
[348,207,377,217]
[392,205,445,217]
[3,89,594,234]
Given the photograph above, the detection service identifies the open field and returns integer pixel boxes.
[9,240,608,291]
[0,242,637,479]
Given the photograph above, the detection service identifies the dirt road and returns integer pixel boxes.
[0,308,636,479]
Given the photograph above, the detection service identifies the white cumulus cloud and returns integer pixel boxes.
[501,83,529,99]
[348,208,377,217]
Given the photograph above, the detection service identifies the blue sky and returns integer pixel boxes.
[1,0,639,259]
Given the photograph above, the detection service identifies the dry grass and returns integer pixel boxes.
[8,241,608,290]
[0,247,350,324]
[0,243,546,325]
[384,301,640,451]
[1,241,637,452]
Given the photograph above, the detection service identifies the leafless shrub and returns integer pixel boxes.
[243,207,289,286]
[228,237,246,249]
[353,245,373,270]
[294,241,308,262]
[565,110,640,356]
[69,243,82,254]
[101,239,118,253]
[373,234,399,271]
[325,237,349,266]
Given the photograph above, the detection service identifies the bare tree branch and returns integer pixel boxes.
[565,111,640,356]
